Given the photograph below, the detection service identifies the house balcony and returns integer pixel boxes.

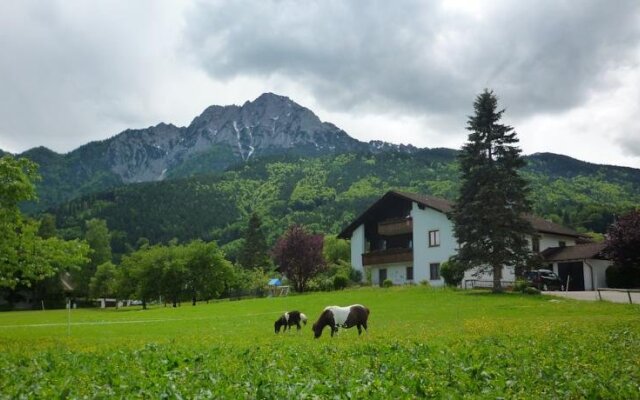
[362,247,413,266]
[378,217,413,236]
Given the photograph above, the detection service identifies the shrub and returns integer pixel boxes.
[440,257,466,287]
[333,274,349,290]
[320,278,334,292]
[606,265,640,289]
[382,279,393,288]
[349,268,363,283]
[306,277,334,292]
[513,279,529,292]
[419,280,431,287]
[523,286,540,295]
[228,267,273,298]
[305,279,320,292]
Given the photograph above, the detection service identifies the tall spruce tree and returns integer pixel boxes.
[451,90,535,291]
[238,213,270,269]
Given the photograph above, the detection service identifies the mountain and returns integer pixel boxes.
[15,93,417,211]
[10,92,640,221]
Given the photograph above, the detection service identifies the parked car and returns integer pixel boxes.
[524,269,564,291]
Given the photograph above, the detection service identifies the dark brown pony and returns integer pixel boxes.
[312,304,369,338]
[274,311,308,333]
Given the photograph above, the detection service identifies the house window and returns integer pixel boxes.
[532,237,540,253]
[559,241,566,248]
[406,266,414,281]
[428,230,440,247]
[430,263,440,280]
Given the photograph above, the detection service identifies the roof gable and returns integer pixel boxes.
[338,190,453,238]
[338,190,584,239]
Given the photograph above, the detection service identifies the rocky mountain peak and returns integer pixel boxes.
[18,93,419,203]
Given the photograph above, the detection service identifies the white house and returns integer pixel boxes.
[338,190,611,290]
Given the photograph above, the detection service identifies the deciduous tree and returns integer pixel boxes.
[272,224,325,292]
[605,209,640,270]
[0,156,90,290]
[77,219,112,295]
[89,262,117,302]
[184,240,234,305]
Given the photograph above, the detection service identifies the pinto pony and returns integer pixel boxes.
[274,311,308,333]
[312,304,369,338]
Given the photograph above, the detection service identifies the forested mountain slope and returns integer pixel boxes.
[48,150,640,257]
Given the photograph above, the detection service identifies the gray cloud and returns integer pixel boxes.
[186,0,640,118]
[1,0,639,167]
[0,1,189,153]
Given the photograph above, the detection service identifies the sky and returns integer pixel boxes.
[1,1,639,168]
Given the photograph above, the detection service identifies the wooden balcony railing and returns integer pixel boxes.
[362,248,413,266]
[378,217,413,236]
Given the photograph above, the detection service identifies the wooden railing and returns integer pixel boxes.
[378,217,412,236]
[362,248,413,266]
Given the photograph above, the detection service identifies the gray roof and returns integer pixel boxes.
[338,190,585,239]
[541,242,608,262]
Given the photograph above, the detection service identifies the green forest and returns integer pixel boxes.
[42,150,640,258]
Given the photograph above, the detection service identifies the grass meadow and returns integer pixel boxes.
[0,286,639,399]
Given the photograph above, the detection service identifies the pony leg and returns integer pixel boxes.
[296,322,301,331]
[357,325,362,335]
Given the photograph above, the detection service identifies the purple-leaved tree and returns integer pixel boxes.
[605,209,640,269]
[604,209,640,288]
[272,224,325,293]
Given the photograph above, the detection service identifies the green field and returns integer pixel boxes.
[1,287,639,399]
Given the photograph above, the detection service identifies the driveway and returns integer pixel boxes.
[545,290,640,304]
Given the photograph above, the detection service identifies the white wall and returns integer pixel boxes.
[350,224,365,280]
[411,202,457,286]
[369,263,413,285]
[586,259,612,289]
[539,233,576,251]
[462,266,515,287]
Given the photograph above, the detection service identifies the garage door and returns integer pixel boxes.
[557,262,585,291]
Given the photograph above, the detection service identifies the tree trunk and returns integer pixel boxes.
[192,293,196,306]
[492,264,503,293]
[142,298,147,310]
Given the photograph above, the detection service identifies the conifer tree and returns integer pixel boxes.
[238,213,270,269]
[451,90,535,291]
